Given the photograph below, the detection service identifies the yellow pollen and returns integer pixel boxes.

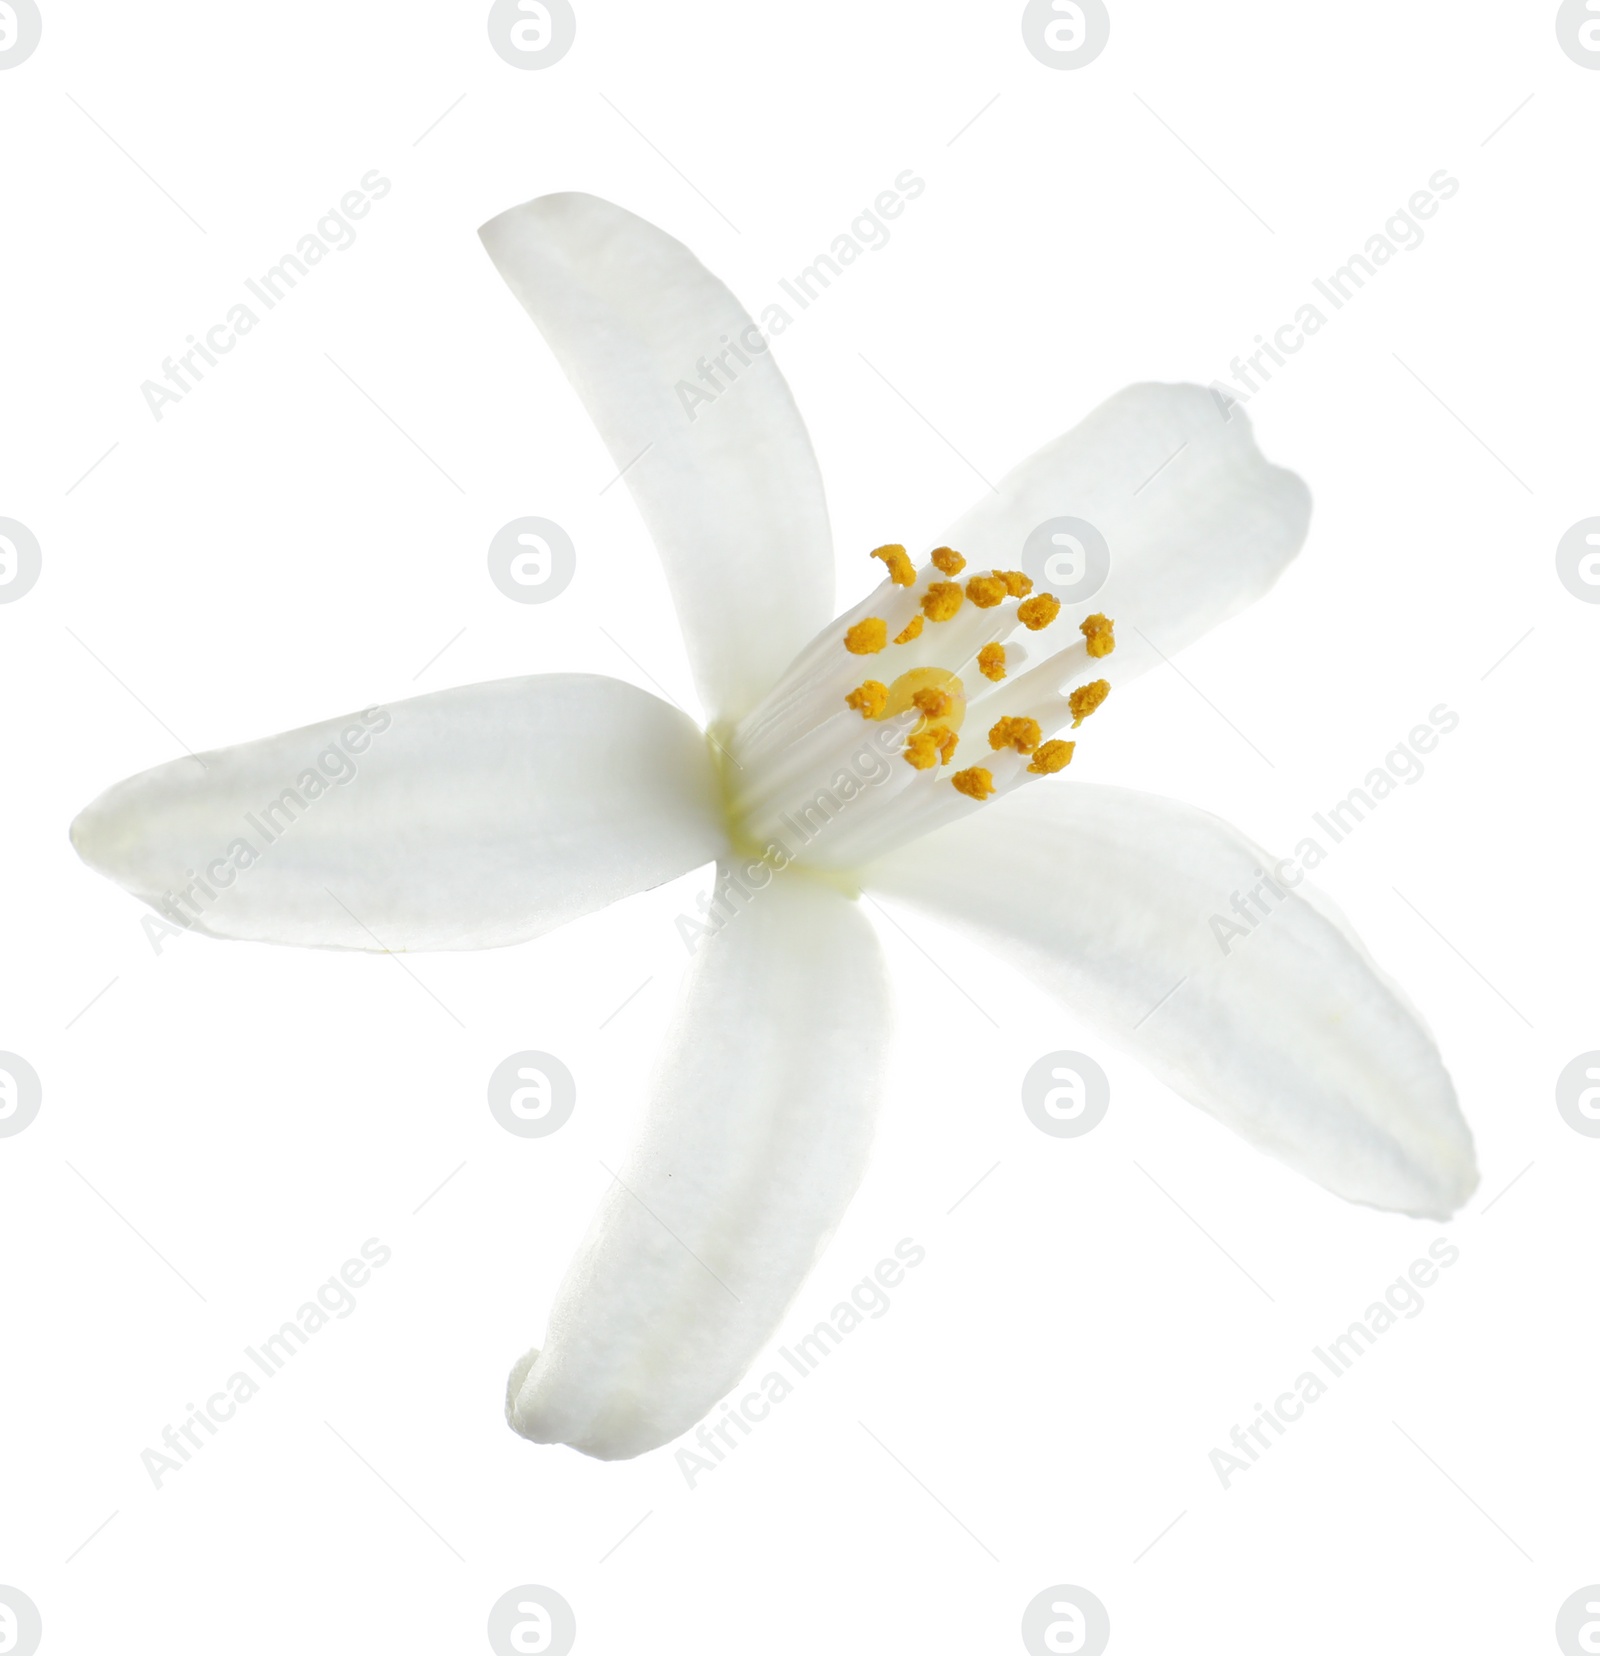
[931,546,967,576]
[998,570,1033,597]
[936,728,959,765]
[845,618,888,654]
[1081,613,1115,658]
[845,680,888,719]
[951,766,994,800]
[1017,593,1061,631]
[893,615,924,645]
[1069,679,1111,726]
[883,666,966,737]
[872,543,916,586]
[977,642,1007,682]
[1028,739,1075,775]
[964,573,1007,609]
[988,715,1042,755]
[903,730,942,770]
[921,580,964,622]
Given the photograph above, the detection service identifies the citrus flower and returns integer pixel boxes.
[71,193,1477,1462]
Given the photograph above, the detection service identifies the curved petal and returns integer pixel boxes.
[480,193,833,725]
[71,674,728,952]
[507,868,888,1459]
[861,783,1476,1218]
[939,383,1312,681]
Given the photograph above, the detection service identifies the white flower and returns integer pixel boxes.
[72,193,1477,1463]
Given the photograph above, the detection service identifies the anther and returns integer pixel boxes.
[1016,594,1061,631]
[921,581,964,622]
[930,547,967,576]
[845,618,888,654]
[988,715,1042,755]
[977,643,1007,682]
[964,573,1007,609]
[951,766,994,800]
[1080,613,1115,658]
[846,680,888,718]
[1028,739,1075,774]
[872,544,916,586]
[1068,679,1110,726]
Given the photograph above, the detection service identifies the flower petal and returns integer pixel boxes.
[480,193,834,725]
[507,868,888,1459]
[862,784,1476,1218]
[939,383,1312,680]
[71,674,728,951]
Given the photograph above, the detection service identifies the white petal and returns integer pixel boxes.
[72,675,728,952]
[941,383,1312,680]
[480,193,833,725]
[862,784,1476,1218]
[507,869,888,1459]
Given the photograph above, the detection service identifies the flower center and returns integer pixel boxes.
[723,543,1115,871]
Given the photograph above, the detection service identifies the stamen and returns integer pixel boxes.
[936,728,959,765]
[951,766,994,800]
[1028,739,1075,774]
[845,680,888,718]
[845,618,888,654]
[893,615,924,645]
[998,570,1033,598]
[964,573,1007,609]
[912,686,953,718]
[930,546,967,575]
[903,730,943,770]
[988,715,1042,755]
[1068,679,1110,726]
[1080,613,1115,658]
[872,544,916,586]
[921,581,964,623]
[1016,594,1061,631]
[977,643,1007,682]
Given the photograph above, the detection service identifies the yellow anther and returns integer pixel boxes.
[936,728,959,765]
[1080,613,1115,658]
[931,546,967,576]
[845,618,888,654]
[872,544,916,586]
[883,666,966,737]
[951,766,994,800]
[903,730,943,770]
[921,580,964,622]
[846,680,888,719]
[964,573,1007,609]
[1068,679,1111,726]
[1028,739,1075,775]
[893,615,924,645]
[1017,593,1061,631]
[999,570,1033,597]
[977,642,1007,683]
[988,715,1042,755]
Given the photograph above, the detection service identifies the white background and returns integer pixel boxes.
[1,3,1596,1652]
